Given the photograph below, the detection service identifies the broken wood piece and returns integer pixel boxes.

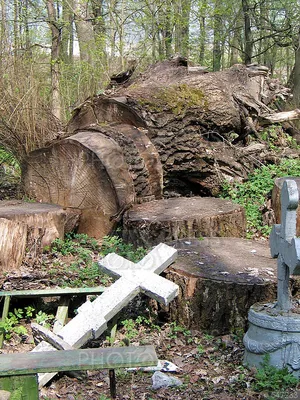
[31,323,73,350]
[259,109,300,125]
[24,124,163,239]
[53,296,70,333]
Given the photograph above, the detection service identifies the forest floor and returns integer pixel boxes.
[1,246,300,400]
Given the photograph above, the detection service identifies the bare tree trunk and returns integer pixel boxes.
[213,0,222,71]
[293,31,300,106]
[242,0,252,64]
[198,0,207,64]
[0,0,8,71]
[174,0,191,57]
[73,0,96,63]
[46,0,62,120]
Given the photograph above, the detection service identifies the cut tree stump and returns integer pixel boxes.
[0,201,75,273]
[0,217,27,273]
[23,126,163,239]
[272,177,300,237]
[122,197,246,247]
[162,238,278,335]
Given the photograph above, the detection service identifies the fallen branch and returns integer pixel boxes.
[259,109,300,125]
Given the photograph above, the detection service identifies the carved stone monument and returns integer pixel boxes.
[243,179,300,374]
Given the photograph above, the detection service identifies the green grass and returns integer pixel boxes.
[220,158,300,237]
[48,233,148,288]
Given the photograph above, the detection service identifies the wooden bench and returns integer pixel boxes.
[0,286,106,347]
[0,345,158,399]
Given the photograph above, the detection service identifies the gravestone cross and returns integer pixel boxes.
[34,242,179,387]
[270,179,300,311]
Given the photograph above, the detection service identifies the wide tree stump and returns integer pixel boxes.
[23,126,163,239]
[0,201,72,272]
[272,177,300,236]
[162,238,278,335]
[0,217,27,273]
[122,197,246,247]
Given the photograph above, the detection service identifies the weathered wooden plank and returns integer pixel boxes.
[0,286,105,298]
[0,346,158,376]
[0,296,11,348]
[53,296,70,333]
[31,323,73,351]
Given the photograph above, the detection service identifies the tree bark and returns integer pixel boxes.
[0,201,74,273]
[46,0,62,120]
[242,0,253,64]
[122,197,246,248]
[23,124,163,238]
[162,238,277,335]
[65,59,292,197]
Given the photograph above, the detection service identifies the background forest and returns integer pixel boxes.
[0,0,299,160]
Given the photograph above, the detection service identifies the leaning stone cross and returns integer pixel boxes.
[270,179,300,311]
[34,242,179,386]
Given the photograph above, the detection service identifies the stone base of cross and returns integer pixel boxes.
[33,242,179,387]
[270,179,300,311]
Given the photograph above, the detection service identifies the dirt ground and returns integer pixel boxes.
[1,248,300,400]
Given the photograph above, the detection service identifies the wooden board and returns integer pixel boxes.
[123,196,246,247]
[0,346,158,376]
[0,286,105,298]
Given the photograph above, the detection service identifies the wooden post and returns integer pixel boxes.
[0,296,10,348]
[109,369,117,398]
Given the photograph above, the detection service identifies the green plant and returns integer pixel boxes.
[49,234,147,288]
[168,322,193,343]
[121,318,139,341]
[220,158,300,237]
[98,395,111,400]
[35,311,54,327]
[252,354,298,393]
[24,306,35,319]
[0,309,28,340]
[100,235,147,262]
[197,344,205,354]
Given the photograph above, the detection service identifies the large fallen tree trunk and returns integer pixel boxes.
[64,58,296,196]
[22,58,299,238]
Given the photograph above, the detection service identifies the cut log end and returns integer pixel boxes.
[0,201,74,273]
[122,196,246,247]
[162,238,278,335]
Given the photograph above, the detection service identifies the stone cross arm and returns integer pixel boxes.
[35,242,179,388]
[55,243,179,348]
[98,242,179,305]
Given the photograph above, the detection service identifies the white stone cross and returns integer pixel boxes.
[270,179,300,311]
[34,242,179,387]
